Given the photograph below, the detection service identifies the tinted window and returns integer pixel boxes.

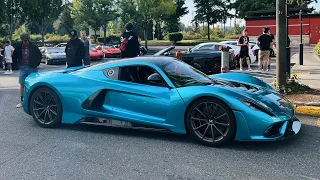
[103,67,119,80]
[197,45,214,50]
[118,65,166,87]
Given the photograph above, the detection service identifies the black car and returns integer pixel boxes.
[1,48,19,70]
[41,47,67,65]
[154,44,236,74]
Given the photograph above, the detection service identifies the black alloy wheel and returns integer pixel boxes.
[30,87,62,128]
[186,97,236,147]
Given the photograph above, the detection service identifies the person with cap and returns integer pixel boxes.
[12,33,42,108]
[3,40,15,74]
[257,27,273,72]
[120,23,140,58]
[80,30,91,66]
[65,30,85,68]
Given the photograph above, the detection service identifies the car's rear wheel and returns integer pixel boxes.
[30,87,62,128]
[185,97,236,147]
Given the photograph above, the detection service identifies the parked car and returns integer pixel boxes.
[154,44,237,74]
[90,44,104,61]
[41,47,66,65]
[220,41,257,64]
[54,43,67,50]
[101,45,121,58]
[22,56,301,147]
[1,48,19,70]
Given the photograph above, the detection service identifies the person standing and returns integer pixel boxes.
[3,40,15,74]
[12,33,42,108]
[65,30,85,68]
[268,30,275,71]
[257,27,273,72]
[237,29,252,71]
[120,23,140,58]
[80,30,91,66]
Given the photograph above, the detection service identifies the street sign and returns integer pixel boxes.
[109,21,114,29]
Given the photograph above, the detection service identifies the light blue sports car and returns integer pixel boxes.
[23,57,301,147]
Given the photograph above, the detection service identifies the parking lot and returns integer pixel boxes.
[0,46,319,179]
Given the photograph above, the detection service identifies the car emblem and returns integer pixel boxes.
[107,69,114,76]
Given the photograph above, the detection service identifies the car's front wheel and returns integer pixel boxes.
[185,97,236,147]
[30,87,62,128]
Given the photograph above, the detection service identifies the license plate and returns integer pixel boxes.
[292,121,301,134]
[100,119,132,127]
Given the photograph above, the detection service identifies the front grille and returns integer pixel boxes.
[263,122,284,138]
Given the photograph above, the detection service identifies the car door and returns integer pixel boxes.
[104,64,175,125]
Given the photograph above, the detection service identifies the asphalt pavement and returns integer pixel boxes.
[0,59,319,179]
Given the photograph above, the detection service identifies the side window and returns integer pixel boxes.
[197,45,214,50]
[103,67,119,80]
[118,65,166,87]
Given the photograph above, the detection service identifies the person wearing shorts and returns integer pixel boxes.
[237,29,252,71]
[12,33,42,108]
[4,40,15,74]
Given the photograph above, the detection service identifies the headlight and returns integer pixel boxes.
[240,99,275,117]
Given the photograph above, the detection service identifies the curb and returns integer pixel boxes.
[294,104,320,116]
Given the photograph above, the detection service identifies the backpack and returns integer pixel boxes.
[120,37,128,52]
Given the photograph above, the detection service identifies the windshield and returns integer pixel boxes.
[47,48,64,54]
[163,61,213,87]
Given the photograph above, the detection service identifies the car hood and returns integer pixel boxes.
[47,53,66,59]
[209,79,295,118]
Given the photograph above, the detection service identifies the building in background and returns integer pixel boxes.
[245,8,320,45]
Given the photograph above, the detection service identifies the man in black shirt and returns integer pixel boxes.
[237,29,252,71]
[120,23,140,58]
[65,30,85,68]
[257,27,273,72]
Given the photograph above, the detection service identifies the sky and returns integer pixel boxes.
[180,0,320,27]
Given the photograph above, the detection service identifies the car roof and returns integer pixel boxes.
[88,56,176,70]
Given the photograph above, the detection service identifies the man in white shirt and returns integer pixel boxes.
[4,40,15,74]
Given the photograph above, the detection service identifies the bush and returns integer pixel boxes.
[182,32,204,40]
[314,41,320,56]
[168,32,183,43]
[97,36,121,44]
[45,34,69,42]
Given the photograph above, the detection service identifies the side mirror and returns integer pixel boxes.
[164,52,170,56]
[147,73,162,85]
[188,48,192,52]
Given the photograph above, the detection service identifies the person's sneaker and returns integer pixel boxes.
[8,70,13,74]
[240,68,243,71]
[4,70,9,74]
[16,102,23,108]
[248,68,252,71]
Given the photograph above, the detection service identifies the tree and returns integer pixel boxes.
[73,0,117,44]
[23,0,62,44]
[54,4,74,35]
[163,0,189,33]
[2,0,24,41]
[194,0,224,40]
[150,0,176,40]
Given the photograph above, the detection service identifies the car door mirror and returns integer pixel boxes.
[147,73,163,85]
[188,48,192,52]
[164,52,170,56]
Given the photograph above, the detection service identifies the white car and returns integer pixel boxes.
[220,40,257,64]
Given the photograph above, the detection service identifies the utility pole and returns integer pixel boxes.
[276,0,287,89]
[299,10,304,65]
[285,0,291,77]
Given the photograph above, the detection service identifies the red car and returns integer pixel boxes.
[90,45,104,61]
[101,45,121,58]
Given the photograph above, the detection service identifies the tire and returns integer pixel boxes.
[30,87,62,128]
[185,97,236,147]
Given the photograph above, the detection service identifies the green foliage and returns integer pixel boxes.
[233,24,243,35]
[272,70,311,95]
[163,0,188,33]
[54,7,74,35]
[314,41,320,56]
[168,32,183,43]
